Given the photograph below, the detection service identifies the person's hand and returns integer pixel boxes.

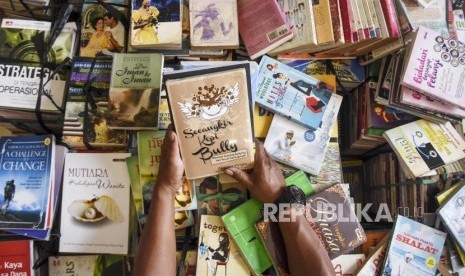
[155,125,184,195]
[224,140,285,203]
[104,31,112,39]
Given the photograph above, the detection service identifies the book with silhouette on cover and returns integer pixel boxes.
[164,63,254,179]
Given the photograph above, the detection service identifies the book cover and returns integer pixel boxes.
[380,215,447,276]
[196,215,251,275]
[80,2,127,57]
[59,153,131,254]
[256,56,334,130]
[126,156,144,219]
[49,255,126,276]
[108,53,164,130]
[164,64,255,179]
[255,220,290,276]
[0,240,33,276]
[383,119,465,178]
[0,135,54,230]
[158,95,172,129]
[253,104,274,139]
[331,254,365,275]
[189,0,239,49]
[131,0,182,48]
[237,0,293,60]
[438,184,465,252]
[195,174,247,216]
[354,233,390,276]
[401,26,465,109]
[176,250,197,276]
[264,76,342,176]
[62,57,128,149]
[304,184,366,259]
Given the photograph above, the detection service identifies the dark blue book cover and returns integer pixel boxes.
[0,135,55,230]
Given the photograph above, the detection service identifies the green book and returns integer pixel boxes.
[126,156,144,220]
[221,170,314,274]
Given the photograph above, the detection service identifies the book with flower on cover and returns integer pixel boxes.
[256,56,336,131]
[400,26,465,109]
[380,215,447,276]
[382,119,465,178]
[164,64,254,179]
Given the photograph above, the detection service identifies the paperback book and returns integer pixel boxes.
[438,184,465,252]
[108,53,163,130]
[380,215,447,276]
[164,64,255,179]
[353,234,390,276]
[256,56,334,130]
[0,135,55,230]
[49,255,126,276]
[176,250,197,276]
[196,215,251,275]
[331,254,365,275]
[189,0,239,49]
[0,240,33,276]
[383,119,465,178]
[401,26,465,109]
[59,153,131,255]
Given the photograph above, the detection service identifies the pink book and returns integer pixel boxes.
[237,0,293,60]
[401,26,465,109]
[400,86,465,118]
[338,0,354,43]
[379,0,399,38]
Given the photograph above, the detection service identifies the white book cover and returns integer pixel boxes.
[401,26,465,109]
[438,184,465,252]
[331,254,365,275]
[59,153,131,255]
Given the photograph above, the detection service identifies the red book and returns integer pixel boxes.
[338,0,354,43]
[379,0,399,38]
[0,240,33,275]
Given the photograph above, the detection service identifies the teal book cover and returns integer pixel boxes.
[0,135,55,230]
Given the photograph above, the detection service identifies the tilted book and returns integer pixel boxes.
[189,0,239,49]
[164,64,254,179]
[304,184,366,259]
[353,233,390,276]
[237,0,293,60]
[196,215,251,275]
[59,153,131,254]
[401,26,465,109]
[438,184,465,252]
[331,254,365,275]
[0,135,55,230]
[380,215,447,276]
[256,56,334,130]
[108,53,164,130]
[383,119,465,178]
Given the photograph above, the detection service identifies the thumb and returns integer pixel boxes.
[224,167,252,188]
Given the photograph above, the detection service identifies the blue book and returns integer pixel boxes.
[380,215,447,276]
[255,56,335,130]
[0,135,55,230]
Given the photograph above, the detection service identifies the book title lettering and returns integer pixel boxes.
[394,137,421,164]
[413,49,443,88]
[203,222,226,233]
[395,234,438,254]
[115,63,151,85]
[147,138,163,167]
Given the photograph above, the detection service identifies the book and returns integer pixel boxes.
[264,76,342,176]
[164,64,255,179]
[353,233,390,276]
[107,53,164,130]
[380,215,447,276]
[237,0,293,60]
[255,56,334,130]
[196,215,251,275]
[383,119,465,178]
[59,152,131,255]
[0,134,55,230]
[304,184,366,259]
[130,0,182,49]
[331,254,365,275]
[253,104,274,139]
[438,184,465,252]
[0,240,33,276]
[401,26,465,109]
[126,156,144,219]
[313,0,335,45]
[49,255,127,276]
[189,0,239,49]
[176,250,197,276]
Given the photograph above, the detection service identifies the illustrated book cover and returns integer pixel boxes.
[400,26,465,109]
[0,240,33,276]
[0,134,55,230]
[256,56,334,130]
[304,184,366,259]
[264,75,342,176]
[383,119,465,178]
[189,0,239,49]
[254,220,289,276]
[108,53,163,130]
[176,250,197,276]
[164,64,255,179]
[237,0,293,60]
[63,57,128,149]
[126,156,144,220]
[49,255,126,276]
[59,152,131,255]
[196,215,251,276]
[380,215,447,276]
[353,233,390,276]
[438,183,465,252]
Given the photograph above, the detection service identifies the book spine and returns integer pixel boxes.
[380,0,399,38]
[338,0,354,43]
[313,0,335,44]
[329,0,344,44]
[372,0,389,38]
[350,0,365,41]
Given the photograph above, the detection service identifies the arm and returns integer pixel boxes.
[105,32,122,52]
[134,126,184,276]
[225,141,335,276]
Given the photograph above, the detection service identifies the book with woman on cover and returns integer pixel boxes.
[164,64,255,179]
[380,215,447,276]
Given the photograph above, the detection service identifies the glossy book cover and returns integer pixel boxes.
[164,64,254,179]
[438,184,465,252]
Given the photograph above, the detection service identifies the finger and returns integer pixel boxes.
[224,167,253,188]
[254,140,272,167]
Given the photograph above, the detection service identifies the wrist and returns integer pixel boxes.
[153,184,176,199]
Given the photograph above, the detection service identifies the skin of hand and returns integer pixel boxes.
[224,140,285,203]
